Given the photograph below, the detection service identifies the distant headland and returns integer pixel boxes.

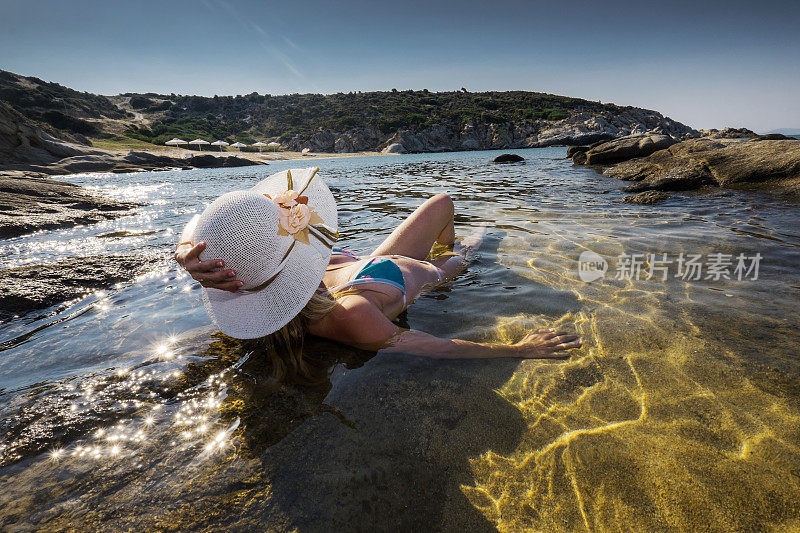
[1,68,698,165]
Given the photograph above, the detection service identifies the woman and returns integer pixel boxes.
[175,167,581,380]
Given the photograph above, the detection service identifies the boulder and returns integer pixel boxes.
[493,153,524,163]
[577,134,677,165]
[385,130,424,153]
[301,129,337,152]
[382,143,406,154]
[566,145,590,158]
[606,138,800,193]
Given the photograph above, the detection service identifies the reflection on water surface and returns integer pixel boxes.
[1,148,799,530]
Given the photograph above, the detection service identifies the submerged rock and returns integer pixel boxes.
[493,153,525,163]
[622,191,671,205]
[574,134,677,165]
[0,176,134,239]
[606,138,800,193]
[0,254,159,319]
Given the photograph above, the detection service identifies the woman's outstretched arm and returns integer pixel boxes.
[382,328,582,359]
[311,294,582,359]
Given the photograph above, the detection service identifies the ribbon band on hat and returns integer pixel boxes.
[244,169,338,294]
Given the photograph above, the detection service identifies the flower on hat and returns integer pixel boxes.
[268,189,308,209]
[275,198,324,245]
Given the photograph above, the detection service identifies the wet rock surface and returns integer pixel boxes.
[606,138,800,193]
[571,133,678,165]
[493,153,525,163]
[0,176,134,239]
[0,254,159,320]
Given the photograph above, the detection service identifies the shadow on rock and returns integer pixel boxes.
[256,230,582,532]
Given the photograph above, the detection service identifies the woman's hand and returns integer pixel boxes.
[509,328,583,358]
[315,295,583,359]
[174,241,243,293]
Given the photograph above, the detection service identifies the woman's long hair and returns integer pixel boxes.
[243,290,337,385]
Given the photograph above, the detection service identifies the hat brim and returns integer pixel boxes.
[201,243,327,339]
[190,167,338,339]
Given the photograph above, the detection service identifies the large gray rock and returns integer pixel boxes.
[576,134,678,165]
[300,129,338,152]
[0,176,133,239]
[382,142,406,154]
[383,130,424,153]
[259,352,526,532]
[461,138,480,150]
[0,254,160,319]
[606,138,800,193]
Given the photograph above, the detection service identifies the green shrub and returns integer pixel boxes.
[405,113,426,126]
[41,110,99,134]
[129,96,154,109]
[546,109,569,121]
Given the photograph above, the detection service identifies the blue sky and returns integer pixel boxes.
[1,0,798,132]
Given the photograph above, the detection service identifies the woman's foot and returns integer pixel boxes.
[455,224,488,260]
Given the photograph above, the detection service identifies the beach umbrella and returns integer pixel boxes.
[165,138,187,149]
[267,141,280,147]
[252,141,267,152]
[230,142,247,151]
[301,148,311,155]
[211,140,230,152]
[189,139,210,151]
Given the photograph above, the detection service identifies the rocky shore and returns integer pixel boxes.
[0,101,262,178]
[0,175,153,319]
[0,175,134,239]
[0,255,160,321]
[284,108,698,154]
[569,133,800,200]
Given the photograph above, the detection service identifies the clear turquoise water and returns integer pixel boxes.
[1,148,799,530]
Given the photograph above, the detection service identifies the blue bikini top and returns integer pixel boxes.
[330,247,407,302]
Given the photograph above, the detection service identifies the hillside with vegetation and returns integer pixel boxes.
[118,89,585,145]
[0,69,697,154]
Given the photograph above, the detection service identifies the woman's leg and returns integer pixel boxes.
[371,193,455,259]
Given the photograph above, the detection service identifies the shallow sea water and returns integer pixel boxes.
[1,148,799,531]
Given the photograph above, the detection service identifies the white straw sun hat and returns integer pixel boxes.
[182,167,338,339]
